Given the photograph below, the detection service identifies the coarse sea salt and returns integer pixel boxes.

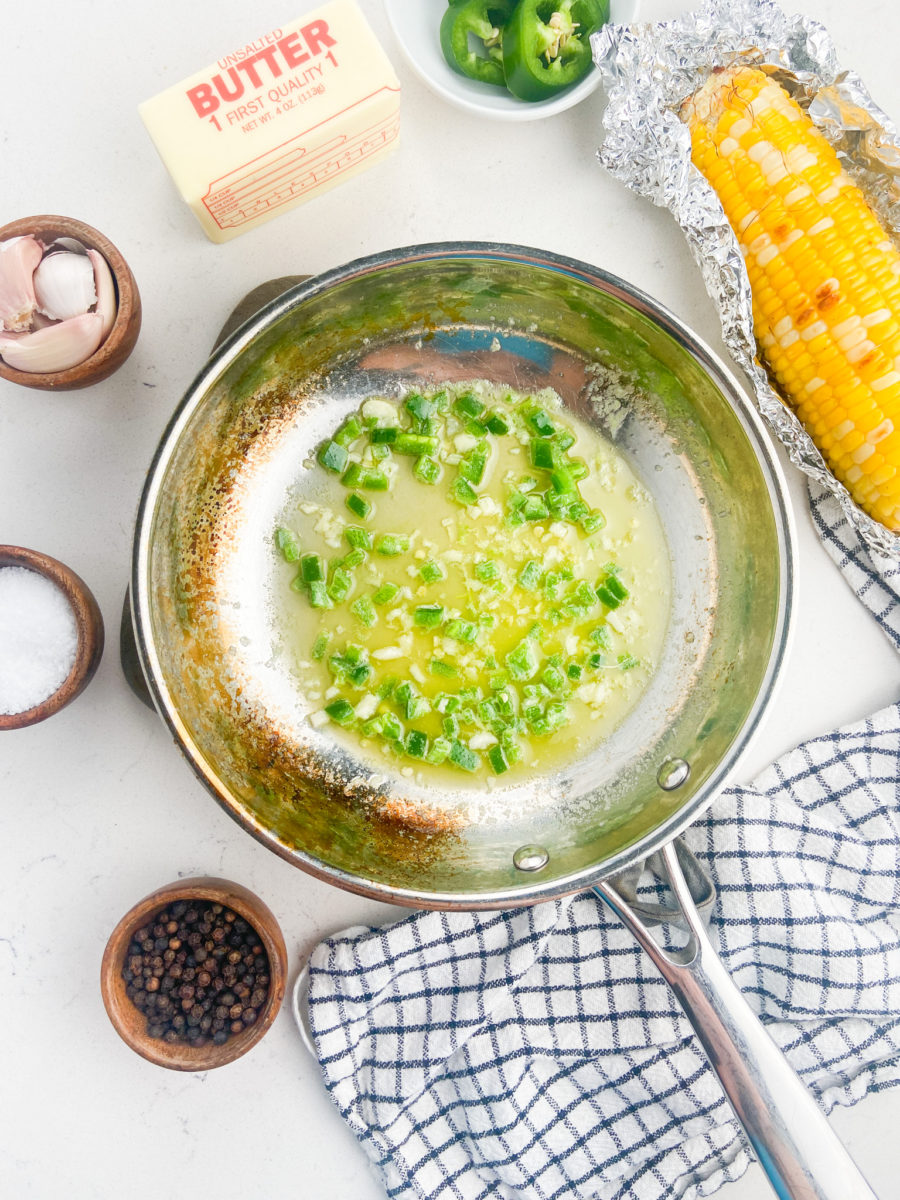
[0,566,78,715]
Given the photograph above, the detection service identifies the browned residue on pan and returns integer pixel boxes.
[151,367,466,869]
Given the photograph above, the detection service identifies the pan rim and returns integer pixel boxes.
[132,240,796,909]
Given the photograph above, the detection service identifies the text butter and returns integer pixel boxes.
[139,0,400,243]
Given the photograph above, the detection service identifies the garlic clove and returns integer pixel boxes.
[33,250,97,322]
[45,237,89,256]
[0,236,42,332]
[87,249,117,338]
[0,311,105,373]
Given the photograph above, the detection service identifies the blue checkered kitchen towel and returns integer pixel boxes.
[305,481,900,1200]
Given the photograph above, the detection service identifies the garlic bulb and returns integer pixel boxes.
[0,236,42,332]
[33,250,97,321]
[0,233,119,373]
[0,313,106,373]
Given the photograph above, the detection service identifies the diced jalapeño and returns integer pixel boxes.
[318,440,349,473]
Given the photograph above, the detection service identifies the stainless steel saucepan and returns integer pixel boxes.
[133,244,876,1199]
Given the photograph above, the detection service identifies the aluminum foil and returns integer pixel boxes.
[592,0,900,560]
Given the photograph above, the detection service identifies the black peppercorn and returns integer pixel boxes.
[121,897,272,1050]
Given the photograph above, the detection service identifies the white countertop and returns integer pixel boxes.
[2,1,899,1196]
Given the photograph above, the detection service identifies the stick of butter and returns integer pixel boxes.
[139,0,400,243]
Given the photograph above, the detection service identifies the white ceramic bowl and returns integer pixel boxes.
[383,0,639,121]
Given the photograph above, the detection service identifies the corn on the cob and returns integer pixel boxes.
[682,65,900,532]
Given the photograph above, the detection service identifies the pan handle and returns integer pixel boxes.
[594,840,879,1200]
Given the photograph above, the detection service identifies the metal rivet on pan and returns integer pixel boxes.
[513,845,550,872]
[657,757,691,790]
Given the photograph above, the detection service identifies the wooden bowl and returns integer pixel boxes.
[0,214,141,390]
[0,545,104,730]
[100,877,288,1071]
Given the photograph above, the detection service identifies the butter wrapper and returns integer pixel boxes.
[140,0,400,243]
[592,0,900,560]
